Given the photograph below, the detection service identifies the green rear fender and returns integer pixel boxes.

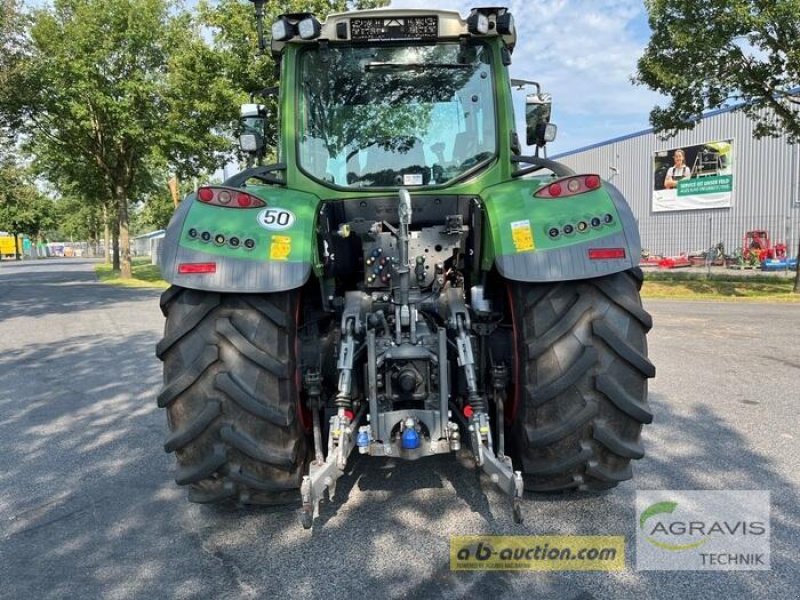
[158,185,319,293]
[480,178,641,282]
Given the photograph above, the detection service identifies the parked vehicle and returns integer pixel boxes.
[156,5,655,528]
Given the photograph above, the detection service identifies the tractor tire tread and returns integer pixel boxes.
[509,270,654,493]
[219,424,298,469]
[157,345,218,408]
[164,400,221,453]
[215,317,289,377]
[157,286,307,505]
[214,371,292,426]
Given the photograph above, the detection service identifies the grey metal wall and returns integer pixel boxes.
[553,107,800,258]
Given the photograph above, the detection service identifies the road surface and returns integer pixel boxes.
[1,259,797,599]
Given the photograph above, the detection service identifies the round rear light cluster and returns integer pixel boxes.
[535,174,604,199]
[195,186,265,208]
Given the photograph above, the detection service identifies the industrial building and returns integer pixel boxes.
[553,105,800,260]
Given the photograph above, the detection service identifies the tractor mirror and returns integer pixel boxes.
[525,92,554,147]
[239,103,266,155]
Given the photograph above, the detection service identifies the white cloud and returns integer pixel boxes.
[387,0,665,152]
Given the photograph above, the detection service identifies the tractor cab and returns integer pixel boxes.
[240,6,557,193]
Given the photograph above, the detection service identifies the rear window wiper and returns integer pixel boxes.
[365,62,471,72]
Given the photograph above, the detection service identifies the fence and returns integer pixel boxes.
[638,213,800,260]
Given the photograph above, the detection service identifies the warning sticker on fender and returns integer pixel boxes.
[269,235,292,260]
[510,220,535,252]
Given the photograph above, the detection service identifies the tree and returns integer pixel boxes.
[0,0,29,166]
[635,0,800,292]
[0,161,56,258]
[1,0,236,278]
[52,195,103,245]
[2,0,390,276]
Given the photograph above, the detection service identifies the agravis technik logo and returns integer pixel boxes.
[636,491,770,571]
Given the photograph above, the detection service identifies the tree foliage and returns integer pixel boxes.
[52,195,102,241]
[0,0,30,156]
[0,161,56,243]
[635,0,800,141]
[1,0,389,274]
[0,0,240,276]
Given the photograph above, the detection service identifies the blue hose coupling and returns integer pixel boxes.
[401,426,420,450]
[357,426,371,454]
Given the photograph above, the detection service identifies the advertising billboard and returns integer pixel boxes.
[652,140,734,212]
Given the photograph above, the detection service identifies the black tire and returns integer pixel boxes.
[156,286,308,504]
[508,268,655,492]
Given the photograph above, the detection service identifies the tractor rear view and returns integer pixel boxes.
[156,5,655,528]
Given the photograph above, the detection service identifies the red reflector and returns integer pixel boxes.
[585,175,601,189]
[197,187,214,202]
[548,182,562,197]
[178,262,217,274]
[588,248,626,260]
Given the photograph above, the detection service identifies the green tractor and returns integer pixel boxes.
[156,5,655,528]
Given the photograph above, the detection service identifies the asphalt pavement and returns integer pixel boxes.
[0,258,798,600]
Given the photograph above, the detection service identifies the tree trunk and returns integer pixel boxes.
[13,232,20,261]
[117,185,132,279]
[112,217,120,272]
[103,204,111,265]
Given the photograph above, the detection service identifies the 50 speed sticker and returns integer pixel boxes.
[258,207,296,231]
[510,220,535,252]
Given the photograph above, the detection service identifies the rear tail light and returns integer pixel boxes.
[534,174,602,199]
[196,186,266,208]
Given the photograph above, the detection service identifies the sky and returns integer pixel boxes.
[387,0,665,155]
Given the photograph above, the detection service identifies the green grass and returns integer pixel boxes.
[641,271,799,301]
[95,257,169,288]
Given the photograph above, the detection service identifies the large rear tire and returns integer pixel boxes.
[508,269,655,492]
[156,286,308,504]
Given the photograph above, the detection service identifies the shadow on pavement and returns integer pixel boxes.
[0,293,797,599]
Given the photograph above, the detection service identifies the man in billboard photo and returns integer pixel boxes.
[664,148,691,189]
